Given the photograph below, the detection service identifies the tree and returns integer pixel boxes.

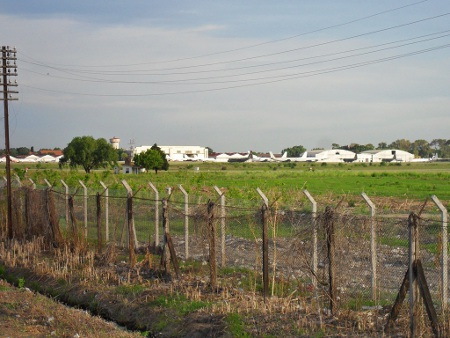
[60,136,118,173]
[388,139,411,152]
[133,144,169,174]
[410,139,431,158]
[377,142,388,150]
[281,145,306,157]
[16,147,30,156]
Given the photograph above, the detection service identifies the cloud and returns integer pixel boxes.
[2,2,450,152]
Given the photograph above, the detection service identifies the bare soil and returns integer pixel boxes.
[0,278,141,338]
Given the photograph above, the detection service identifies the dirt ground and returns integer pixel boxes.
[0,278,142,338]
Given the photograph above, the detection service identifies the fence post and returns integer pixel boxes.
[303,189,318,289]
[161,197,170,272]
[96,192,102,252]
[148,182,159,247]
[14,174,21,187]
[408,212,419,337]
[122,180,137,267]
[79,180,88,238]
[207,200,217,289]
[179,184,189,260]
[325,205,337,315]
[99,181,109,243]
[60,180,69,229]
[214,186,226,267]
[257,187,270,301]
[44,179,52,188]
[28,178,36,190]
[431,195,448,315]
[362,192,377,302]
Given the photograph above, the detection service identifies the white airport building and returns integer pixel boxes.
[356,149,415,163]
[133,145,209,161]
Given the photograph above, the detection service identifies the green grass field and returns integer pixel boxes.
[4,160,450,203]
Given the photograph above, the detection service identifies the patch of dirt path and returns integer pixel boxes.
[0,279,142,338]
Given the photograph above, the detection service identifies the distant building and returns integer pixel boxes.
[133,145,208,161]
[299,149,357,162]
[357,149,414,163]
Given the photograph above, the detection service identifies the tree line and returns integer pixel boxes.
[0,147,61,157]
[282,138,450,158]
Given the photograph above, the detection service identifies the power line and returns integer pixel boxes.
[20,42,450,97]
[18,30,450,85]
[18,5,448,75]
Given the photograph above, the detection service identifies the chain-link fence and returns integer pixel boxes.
[1,182,449,334]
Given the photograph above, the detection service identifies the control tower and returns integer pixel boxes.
[110,136,120,150]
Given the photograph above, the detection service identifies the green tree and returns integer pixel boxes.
[410,139,431,158]
[151,144,169,171]
[281,145,306,157]
[133,144,169,174]
[388,139,411,152]
[60,136,118,173]
[377,142,388,150]
[16,147,30,155]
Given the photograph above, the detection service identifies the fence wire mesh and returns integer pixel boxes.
[1,183,449,332]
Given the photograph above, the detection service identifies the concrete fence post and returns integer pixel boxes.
[60,180,69,229]
[14,174,21,187]
[44,179,52,188]
[79,180,88,237]
[99,181,109,242]
[214,186,226,267]
[148,182,160,247]
[28,178,36,190]
[431,195,448,314]
[362,192,377,301]
[179,184,189,259]
[303,189,318,288]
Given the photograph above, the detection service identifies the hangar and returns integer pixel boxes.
[357,149,414,163]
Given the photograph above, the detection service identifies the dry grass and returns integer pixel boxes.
[0,236,419,337]
[0,187,446,336]
[0,278,142,338]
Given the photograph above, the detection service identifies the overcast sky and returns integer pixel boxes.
[1,0,450,152]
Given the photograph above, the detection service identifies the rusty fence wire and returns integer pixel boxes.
[1,183,449,329]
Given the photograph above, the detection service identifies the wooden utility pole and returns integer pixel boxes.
[1,46,18,239]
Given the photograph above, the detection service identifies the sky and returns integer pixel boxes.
[1,0,450,153]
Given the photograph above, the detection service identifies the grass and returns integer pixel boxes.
[6,161,450,202]
[149,294,210,315]
[225,312,250,337]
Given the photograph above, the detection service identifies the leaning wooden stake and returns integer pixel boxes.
[160,198,170,273]
[96,192,103,253]
[385,212,442,337]
[127,193,136,268]
[325,205,337,315]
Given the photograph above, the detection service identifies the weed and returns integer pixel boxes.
[18,277,25,289]
[226,313,250,337]
[116,284,146,296]
[149,294,209,315]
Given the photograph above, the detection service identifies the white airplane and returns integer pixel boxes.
[269,151,305,162]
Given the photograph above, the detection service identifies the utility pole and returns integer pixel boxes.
[1,46,18,239]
